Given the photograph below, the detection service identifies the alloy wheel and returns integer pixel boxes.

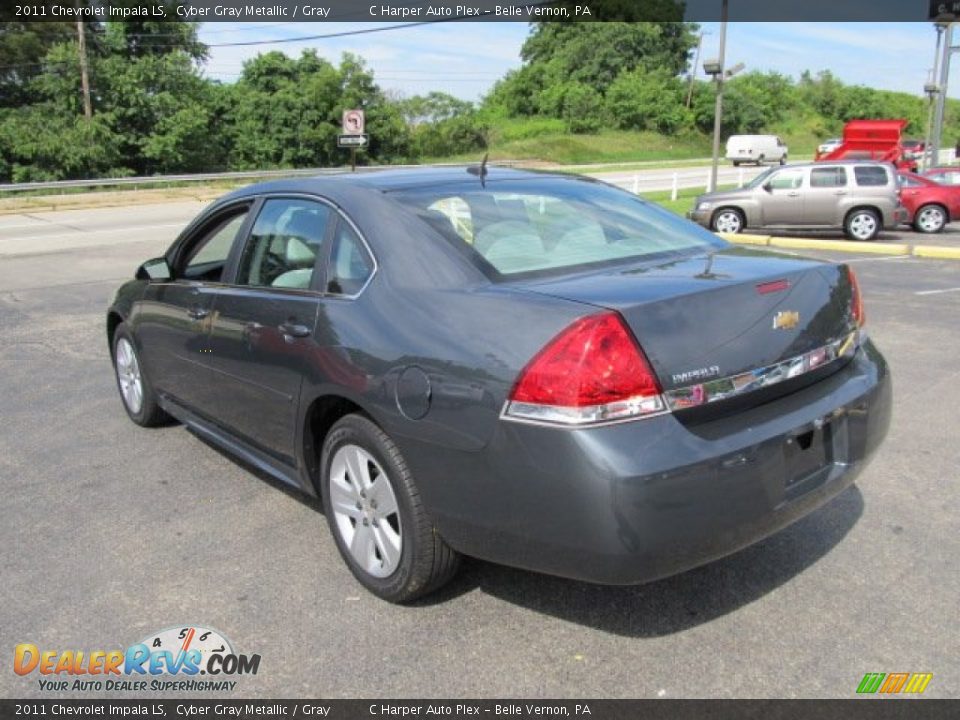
[848,212,878,241]
[714,211,743,234]
[328,444,403,578]
[115,338,143,415]
[916,206,945,233]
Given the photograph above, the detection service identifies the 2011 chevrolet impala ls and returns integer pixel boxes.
[107,167,891,603]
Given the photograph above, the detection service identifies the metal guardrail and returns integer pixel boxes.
[0,162,522,194]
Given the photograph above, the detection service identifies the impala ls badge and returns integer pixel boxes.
[773,311,800,330]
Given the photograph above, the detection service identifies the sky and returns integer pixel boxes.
[196,22,956,103]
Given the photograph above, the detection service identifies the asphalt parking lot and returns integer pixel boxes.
[0,204,958,699]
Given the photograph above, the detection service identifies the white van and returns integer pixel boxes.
[726,135,788,166]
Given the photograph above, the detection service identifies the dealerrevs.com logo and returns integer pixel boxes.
[14,625,261,692]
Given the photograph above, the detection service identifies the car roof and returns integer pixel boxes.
[218,165,569,202]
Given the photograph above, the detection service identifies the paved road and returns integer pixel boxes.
[0,205,958,699]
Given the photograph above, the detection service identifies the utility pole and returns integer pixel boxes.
[76,17,92,120]
[922,24,944,171]
[931,21,953,167]
[709,0,729,193]
[686,32,704,109]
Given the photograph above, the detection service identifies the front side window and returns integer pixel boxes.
[854,166,890,187]
[810,167,847,188]
[767,170,805,190]
[237,198,331,289]
[393,178,727,278]
[180,210,248,282]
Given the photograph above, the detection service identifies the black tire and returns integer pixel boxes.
[111,323,169,427]
[779,155,787,166]
[912,204,947,234]
[844,208,881,241]
[758,154,766,165]
[732,161,741,167]
[320,414,460,603]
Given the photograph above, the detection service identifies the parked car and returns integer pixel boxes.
[817,138,843,156]
[108,167,891,603]
[688,161,907,240]
[897,171,960,233]
[726,135,788,166]
[922,166,960,186]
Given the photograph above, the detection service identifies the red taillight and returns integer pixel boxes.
[848,266,865,327]
[505,312,665,425]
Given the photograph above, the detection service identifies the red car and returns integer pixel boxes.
[897,171,960,233]
[921,166,960,186]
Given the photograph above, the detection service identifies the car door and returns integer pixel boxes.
[758,167,806,225]
[203,196,334,464]
[136,203,253,414]
[805,166,849,226]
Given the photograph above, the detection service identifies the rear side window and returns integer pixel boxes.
[393,178,726,278]
[854,166,890,187]
[237,198,331,289]
[326,221,374,296]
[810,167,847,188]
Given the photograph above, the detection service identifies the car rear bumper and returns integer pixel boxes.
[408,338,891,585]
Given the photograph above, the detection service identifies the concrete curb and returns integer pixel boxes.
[717,233,960,260]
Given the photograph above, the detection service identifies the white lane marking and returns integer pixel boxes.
[915,286,960,296]
[0,222,183,242]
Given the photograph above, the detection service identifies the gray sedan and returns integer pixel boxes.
[107,167,891,602]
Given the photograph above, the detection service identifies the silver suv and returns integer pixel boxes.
[688,161,907,241]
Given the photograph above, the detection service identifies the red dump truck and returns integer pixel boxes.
[815,119,918,173]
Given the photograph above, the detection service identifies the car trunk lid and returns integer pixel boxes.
[515,248,859,402]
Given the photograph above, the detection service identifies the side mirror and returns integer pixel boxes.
[762,183,773,193]
[136,257,172,281]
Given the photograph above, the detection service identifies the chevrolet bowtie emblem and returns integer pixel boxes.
[773,311,800,330]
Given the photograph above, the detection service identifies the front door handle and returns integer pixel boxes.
[187,306,210,320]
[787,192,800,197]
[834,190,848,195]
[278,322,311,338]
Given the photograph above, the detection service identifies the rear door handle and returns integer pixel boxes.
[787,192,800,197]
[278,322,311,338]
[187,307,210,320]
[834,190,848,195]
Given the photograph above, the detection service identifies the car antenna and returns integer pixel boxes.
[467,153,489,187]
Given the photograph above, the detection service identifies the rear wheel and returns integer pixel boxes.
[711,208,745,234]
[844,209,881,241]
[913,204,947,234]
[112,323,169,427]
[758,154,766,165]
[321,414,460,603]
[732,160,741,167]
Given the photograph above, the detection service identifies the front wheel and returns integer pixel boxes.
[112,323,169,427]
[321,414,461,603]
[844,209,881,241]
[757,154,766,165]
[711,208,745,234]
[913,204,947,234]
[779,155,787,166]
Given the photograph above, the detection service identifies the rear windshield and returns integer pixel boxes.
[854,166,890,186]
[392,178,727,278]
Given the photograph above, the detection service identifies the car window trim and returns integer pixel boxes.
[167,199,256,283]
[210,192,377,300]
[224,194,335,292]
[322,213,379,301]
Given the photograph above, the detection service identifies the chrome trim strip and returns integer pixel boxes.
[499,330,859,428]
[663,330,859,411]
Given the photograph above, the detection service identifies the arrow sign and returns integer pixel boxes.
[338,134,369,148]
